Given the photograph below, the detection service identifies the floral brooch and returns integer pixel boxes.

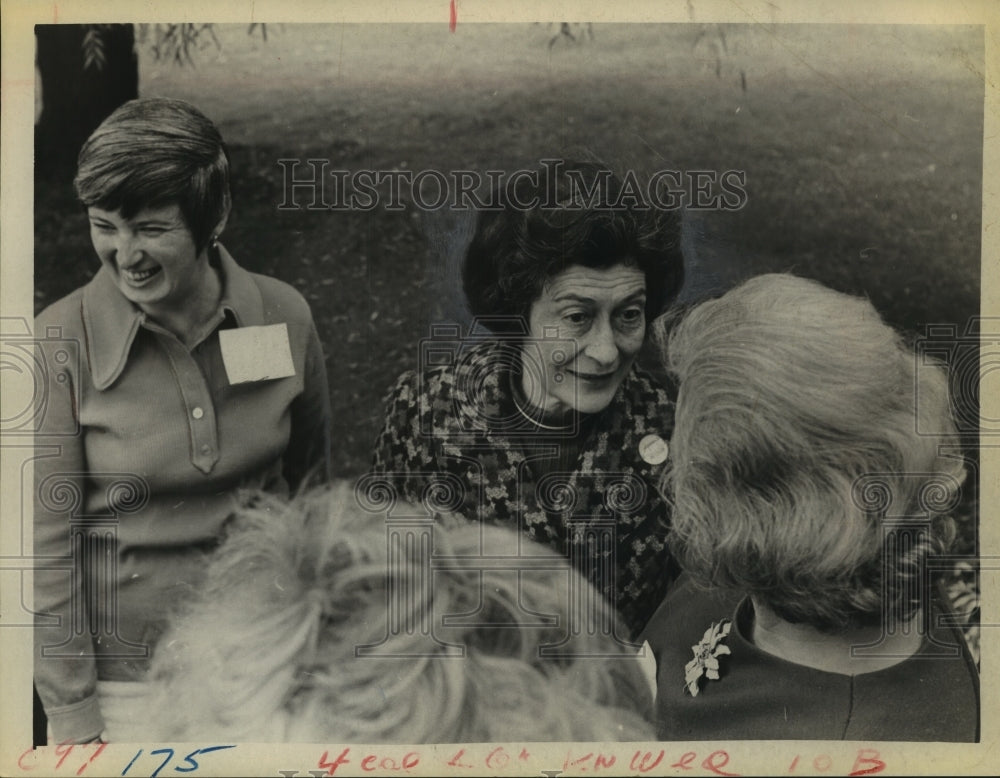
[684,619,732,696]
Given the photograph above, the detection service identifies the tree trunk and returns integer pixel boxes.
[33,26,138,739]
[35,24,138,179]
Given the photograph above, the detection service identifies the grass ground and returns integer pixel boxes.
[34,23,984,573]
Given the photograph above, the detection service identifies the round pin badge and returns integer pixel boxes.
[639,434,669,465]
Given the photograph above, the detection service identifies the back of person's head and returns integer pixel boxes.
[74,97,231,253]
[657,273,965,632]
[149,481,654,742]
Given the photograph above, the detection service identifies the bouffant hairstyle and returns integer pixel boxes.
[658,273,966,632]
[148,481,654,742]
[74,97,231,254]
[462,161,684,332]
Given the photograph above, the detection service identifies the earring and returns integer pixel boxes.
[210,234,219,250]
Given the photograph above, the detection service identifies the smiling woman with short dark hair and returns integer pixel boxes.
[372,161,685,638]
[33,97,331,744]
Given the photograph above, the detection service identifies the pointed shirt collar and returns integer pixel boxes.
[81,244,264,390]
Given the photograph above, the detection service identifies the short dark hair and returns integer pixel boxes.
[74,97,231,253]
[462,161,684,331]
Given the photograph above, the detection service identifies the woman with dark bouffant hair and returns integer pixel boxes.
[373,161,686,640]
[642,273,978,741]
[144,481,656,743]
[33,97,331,744]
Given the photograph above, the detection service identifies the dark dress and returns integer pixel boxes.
[641,575,979,741]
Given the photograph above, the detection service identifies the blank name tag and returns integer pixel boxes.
[219,324,296,384]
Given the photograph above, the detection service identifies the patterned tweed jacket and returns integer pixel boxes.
[371,339,680,637]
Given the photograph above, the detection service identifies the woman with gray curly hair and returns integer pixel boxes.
[145,481,656,743]
[641,273,978,741]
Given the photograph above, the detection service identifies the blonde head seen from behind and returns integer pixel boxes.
[657,273,964,632]
[148,481,654,742]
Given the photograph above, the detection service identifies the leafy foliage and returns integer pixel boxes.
[81,24,111,71]
[79,23,268,71]
[137,23,222,66]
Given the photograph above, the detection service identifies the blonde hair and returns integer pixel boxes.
[657,273,965,631]
[148,481,653,742]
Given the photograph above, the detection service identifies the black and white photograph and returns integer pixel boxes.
[1,1,996,775]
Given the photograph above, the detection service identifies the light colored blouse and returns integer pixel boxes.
[33,246,331,742]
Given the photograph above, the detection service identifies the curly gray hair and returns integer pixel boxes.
[657,273,966,632]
